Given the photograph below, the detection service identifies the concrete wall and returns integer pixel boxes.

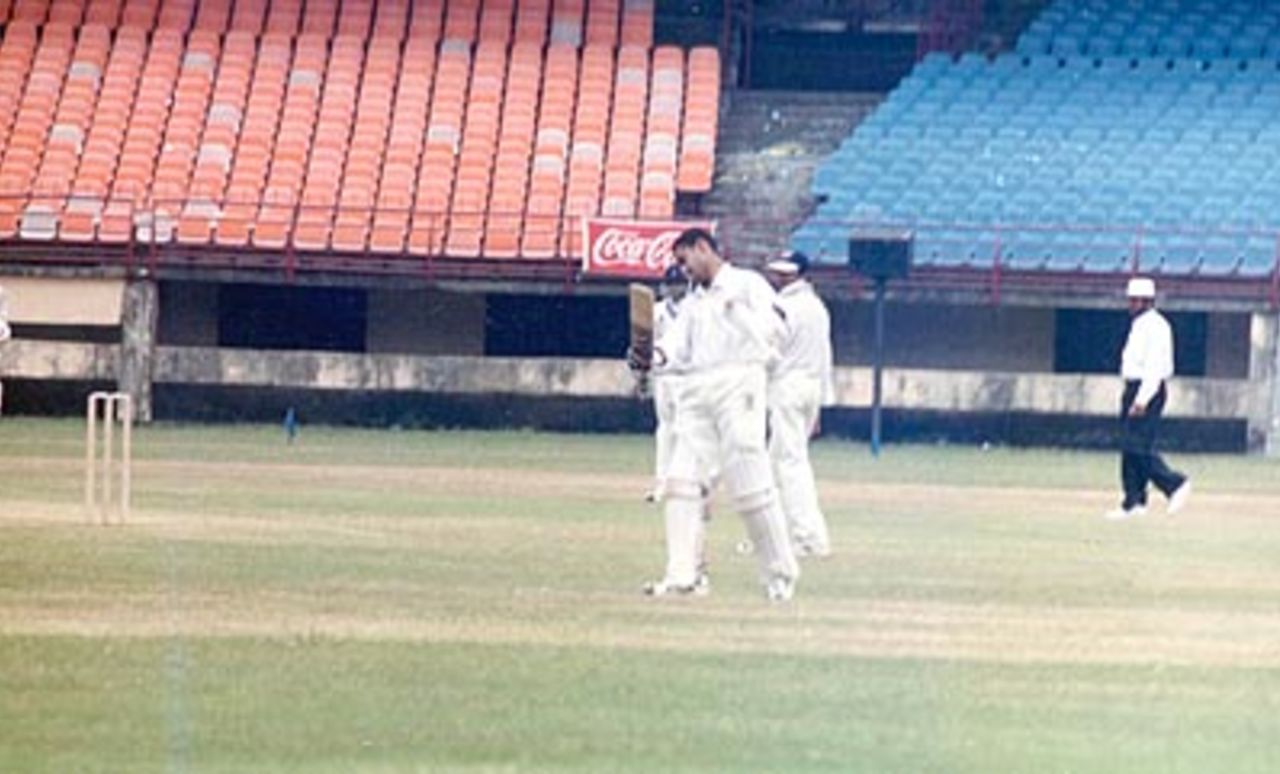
[1206,312,1250,379]
[0,277,124,325]
[830,301,1055,372]
[139,345,1255,419]
[366,288,485,356]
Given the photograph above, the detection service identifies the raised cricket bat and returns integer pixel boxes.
[628,283,655,370]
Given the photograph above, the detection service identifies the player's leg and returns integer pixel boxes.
[646,388,716,595]
[716,368,799,600]
[769,376,829,556]
[649,376,677,501]
[1142,389,1190,507]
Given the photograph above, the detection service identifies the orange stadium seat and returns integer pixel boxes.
[250,33,325,249]
[149,29,218,242]
[263,0,300,36]
[371,33,435,253]
[408,0,443,40]
[294,35,364,250]
[214,32,290,246]
[442,0,478,43]
[59,26,144,241]
[370,0,407,39]
[23,23,109,239]
[639,45,682,219]
[226,0,264,34]
[445,41,506,257]
[521,43,577,258]
[300,0,337,37]
[155,0,195,32]
[678,46,720,193]
[332,35,399,252]
[560,44,613,257]
[337,0,373,37]
[601,45,648,219]
[408,41,468,255]
[176,30,253,244]
[483,42,542,258]
[47,0,85,27]
[585,0,618,47]
[191,0,229,32]
[10,0,51,24]
[119,0,159,30]
[478,0,513,44]
[83,0,122,27]
[513,0,549,44]
[0,23,73,238]
[0,23,39,155]
[620,0,654,47]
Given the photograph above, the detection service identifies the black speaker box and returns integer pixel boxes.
[849,229,913,279]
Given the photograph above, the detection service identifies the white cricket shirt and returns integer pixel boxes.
[773,279,835,405]
[683,264,785,372]
[1120,307,1175,406]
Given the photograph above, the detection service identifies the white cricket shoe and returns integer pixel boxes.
[1104,505,1147,521]
[1167,480,1192,515]
[765,575,796,603]
[643,573,710,598]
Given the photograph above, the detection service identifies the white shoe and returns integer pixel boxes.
[1167,480,1192,515]
[1104,505,1147,521]
[765,575,795,603]
[643,575,709,598]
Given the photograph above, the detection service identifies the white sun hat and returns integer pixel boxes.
[1125,277,1156,299]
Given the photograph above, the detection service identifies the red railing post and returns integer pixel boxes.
[991,225,1003,305]
[285,200,298,282]
[1270,233,1280,310]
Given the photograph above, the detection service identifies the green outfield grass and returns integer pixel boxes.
[1,418,1278,773]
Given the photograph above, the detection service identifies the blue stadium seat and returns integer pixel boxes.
[796,6,1280,279]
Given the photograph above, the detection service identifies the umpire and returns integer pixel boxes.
[1106,277,1192,520]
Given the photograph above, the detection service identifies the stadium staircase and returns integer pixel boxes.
[701,89,877,266]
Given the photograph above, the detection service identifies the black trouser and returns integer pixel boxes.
[1119,380,1187,509]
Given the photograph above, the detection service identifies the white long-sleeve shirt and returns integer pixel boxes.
[1121,307,1175,406]
[682,264,785,373]
[773,279,835,405]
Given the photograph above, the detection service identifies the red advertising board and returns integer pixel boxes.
[581,218,716,279]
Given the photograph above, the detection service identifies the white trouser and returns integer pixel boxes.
[651,373,681,491]
[661,364,798,590]
[768,371,830,553]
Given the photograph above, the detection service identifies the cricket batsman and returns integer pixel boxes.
[643,228,800,602]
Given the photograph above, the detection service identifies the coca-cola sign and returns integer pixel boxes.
[582,218,716,278]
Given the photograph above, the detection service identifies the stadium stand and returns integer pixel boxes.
[0,0,720,260]
[793,0,1280,279]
